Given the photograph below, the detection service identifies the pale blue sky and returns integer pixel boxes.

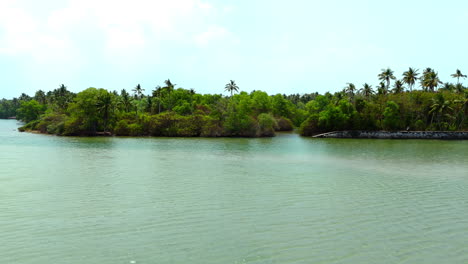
[1,0,467,98]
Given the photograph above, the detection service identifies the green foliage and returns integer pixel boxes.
[66,88,115,135]
[200,116,224,137]
[0,99,18,118]
[17,100,46,123]
[114,120,131,136]
[299,114,320,136]
[276,117,293,131]
[257,113,277,137]
[173,101,193,115]
[318,106,348,131]
[6,71,468,138]
[251,91,272,114]
[289,108,308,127]
[314,100,355,131]
[415,119,426,131]
[224,110,258,137]
[128,123,144,136]
[27,112,68,134]
[305,95,329,114]
[271,94,291,118]
[382,101,401,130]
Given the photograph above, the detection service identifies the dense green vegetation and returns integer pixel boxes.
[9,80,297,137]
[2,68,467,137]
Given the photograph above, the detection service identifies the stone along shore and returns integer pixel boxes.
[312,131,468,139]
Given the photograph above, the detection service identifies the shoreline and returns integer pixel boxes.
[312,131,468,140]
[18,129,277,138]
[18,128,468,140]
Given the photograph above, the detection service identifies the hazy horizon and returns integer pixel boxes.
[1,0,468,99]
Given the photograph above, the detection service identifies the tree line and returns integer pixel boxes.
[0,68,466,137]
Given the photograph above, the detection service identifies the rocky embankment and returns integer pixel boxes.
[312,131,468,140]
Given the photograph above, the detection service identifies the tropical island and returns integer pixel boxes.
[1,67,467,138]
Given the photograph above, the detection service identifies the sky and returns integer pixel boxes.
[1,0,468,99]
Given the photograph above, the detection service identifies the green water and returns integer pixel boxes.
[1,120,467,264]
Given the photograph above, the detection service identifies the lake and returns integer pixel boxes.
[1,119,467,264]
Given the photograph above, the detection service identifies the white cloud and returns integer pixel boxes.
[0,0,237,93]
[0,0,77,61]
[0,0,230,54]
[0,1,38,55]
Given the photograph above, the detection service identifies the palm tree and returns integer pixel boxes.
[96,91,114,132]
[392,80,405,94]
[429,93,453,128]
[55,84,70,110]
[451,69,467,84]
[58,84,67,95]
[120,89,132,112]
[161,80,177,111]
[34,90,47,105]
[164,79,176,93]
[440,83,455,92]
[420,68,434,91]
[333,90,346,105]
[455,83,465,94]
[402,67,419,92]
[453,97,467,129]
[422,67,433,76]
[152,85,163,114]
[146,96,153,113]
[377,82,387,95]
[422,71,442,92]
[359,83,374,99]
[344,83,356,96]
[46,91,53,104]
[132,84,145,99]
[378,68,396,90]
[18,93,31,102]
[12,97,19,109]
[225,80,239,96]
[422,67,432,74]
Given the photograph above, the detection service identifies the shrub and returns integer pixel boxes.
[175,115,203,137]
[414,119,425,131]
[16,100,46,123]
[299,114,320,136]
[62,116,83,136]
[147,112,177,136]
[18,120,41,132]
[276,117,293,131]
[200,116,224,137]
[223,111,258,137]
[257,113,277,137]
[46,122,65,135]
[30,113,69,135]
[114,120,130,136]
[173,101,193,115]
[382,101,401,130]
[318,106,348,131]
[128,123,143,136]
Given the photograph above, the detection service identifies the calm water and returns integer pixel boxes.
[1,120,467,264]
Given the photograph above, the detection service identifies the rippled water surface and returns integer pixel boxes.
[1,120,467,264]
